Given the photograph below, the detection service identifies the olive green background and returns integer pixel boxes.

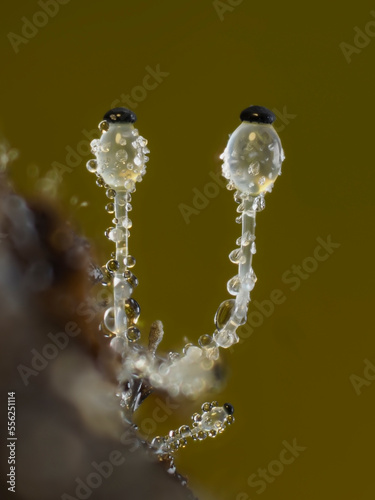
[1,0,375,499]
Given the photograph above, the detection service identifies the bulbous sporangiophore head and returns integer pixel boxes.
[89,107,150,190]
[221,105,285,196]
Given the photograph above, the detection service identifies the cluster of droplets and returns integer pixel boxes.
[87,120,149,192]
[150,402,234,455]
[221,111,284,197]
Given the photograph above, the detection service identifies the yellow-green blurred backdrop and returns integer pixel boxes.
[2,1,375,499]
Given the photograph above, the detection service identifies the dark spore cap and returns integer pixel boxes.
[103,107,137,123]
[223,403,234,415]
[240,105,275,124]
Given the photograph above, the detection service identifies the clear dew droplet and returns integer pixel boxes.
[86,159,97,173]
[100,265,113,286]
[229,248,246,264]
[151,436,164,451]
[138,136,148,147]
[134,155,142,167]
[201,401,212,412]
[108,227,125,242]
[243,270,257,291]
[106,259,120,272]
[242,230,255,245]
[248,161,260,175]
[179,425,191,438]
[236,202,245,213]
[118,217,132,229]
[103,307,116,333]
[96,176,105,188]
[250,242,257,254]
[99,120,109,132]
[237,233,254,247]
[201,407,227,432]
[125,298,140,324]
[214,299,235,330]
[227,275,241,295]
[214,329,236,348]
[124,255,136,268]
[127,326,141,342]
[105,202,115,214]
[90,139,100,153]
[116,149,128,163]
[124,270,138,288]
[104,227,114,239]
[198,334,219,360]
[197,431,207,441]
[252,194,266,212]
[106,188,116,199]
[233,191,242,204]
[198,334,213,347]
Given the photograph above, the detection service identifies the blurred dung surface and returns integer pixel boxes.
[0,179,195,500]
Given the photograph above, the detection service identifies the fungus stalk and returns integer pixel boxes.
[85,104,285,458]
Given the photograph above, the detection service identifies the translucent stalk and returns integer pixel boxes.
[238,197,256,280]
[113,189,128,338]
